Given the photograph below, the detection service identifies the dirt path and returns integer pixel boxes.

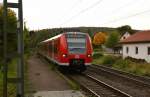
[27,55,71,91]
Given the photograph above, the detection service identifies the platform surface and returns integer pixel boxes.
[33,90,85,97]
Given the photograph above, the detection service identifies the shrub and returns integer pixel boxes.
[113,59,150,77]
[125,56,146,63]
[113,59,131,70]
[133,63,150,76]
[93,52,103,59]
[101,55,116,66]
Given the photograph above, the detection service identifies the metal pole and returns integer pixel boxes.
[17,0,24,96]
[3,0,8,97]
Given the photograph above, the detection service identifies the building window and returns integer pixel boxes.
[135,47,138,54]
[148,47,150,55]
[126,47,128,54]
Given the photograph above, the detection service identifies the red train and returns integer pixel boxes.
[38,32,93,72]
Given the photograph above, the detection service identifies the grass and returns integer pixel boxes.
[93,52,103,59]
[118,62,150,76]
[93,55,150,77]
[0,59,17,97]
[0,72,3,96]
[0,53,31,97]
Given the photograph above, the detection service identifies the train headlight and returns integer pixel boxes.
[87,54,91,57]
[62,54,67,57]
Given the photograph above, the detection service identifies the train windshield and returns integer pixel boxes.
[66,33,86,54]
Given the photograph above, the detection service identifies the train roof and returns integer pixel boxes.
[64,32,87,35]
[40,32,87,44]
[40,34,62,44]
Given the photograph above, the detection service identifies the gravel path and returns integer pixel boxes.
[27,55,71,92]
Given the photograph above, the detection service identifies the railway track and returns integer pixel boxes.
[91,64,150,85]
[40,53,150,97]
[86,65,150,97]
[65,73,132,97]
[40,54,131,97]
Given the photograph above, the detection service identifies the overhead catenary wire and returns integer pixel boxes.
[60,0,138,27]
[59,0,104,26]
[108,0,140,15]
[101,9,150,25]
[58,0,82,23]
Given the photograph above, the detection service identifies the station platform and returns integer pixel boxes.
[32,90,85,97]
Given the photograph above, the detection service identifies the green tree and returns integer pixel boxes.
[105,31,119,48]
[117,25,133,35]
[0,6,17,63]
[0,7,17,33]
[24,22,30,52]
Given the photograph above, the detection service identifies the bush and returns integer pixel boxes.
[113,59,150,77]
[131,63,150,76]
[113,59,131,69]
[125,56,146,63]
[101,55,116,66]
[93,52,103,59]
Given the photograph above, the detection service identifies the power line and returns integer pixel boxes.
[109,0,140,15]
[101,9,150,25]
[58,0,82,23]
[59,0,104,26]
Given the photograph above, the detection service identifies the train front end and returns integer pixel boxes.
[62,32,93,72]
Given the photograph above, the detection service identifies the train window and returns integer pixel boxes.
[49,43,53,52]
[54,44,58,53]
[66,33,86,38]
[68,42,85,48]
[67,41,86,54]
[66,33,86,54]
[67,38,86,43]
[53,39,59,54]
[69,48,86,54]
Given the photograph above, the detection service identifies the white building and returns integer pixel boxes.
[120,32,131,41]
[120,30,150,63]
[113,32,131,54]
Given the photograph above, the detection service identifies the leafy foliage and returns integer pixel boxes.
[24,22,30,52]
[0,7,17,33]
[105,31,119,48]
[29,25,136,50]
[101,55,116,66]
[0,7,17,64]
[29,27,116,49]
[93,32,107,45]
[117,25,134,35]
[93,52,103,59]
[93,55,150,77]
[113,59,131,69]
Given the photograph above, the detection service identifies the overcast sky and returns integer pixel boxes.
[0,0,150,30]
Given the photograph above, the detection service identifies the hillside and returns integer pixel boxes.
[28,25,137,48]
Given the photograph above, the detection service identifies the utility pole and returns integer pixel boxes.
[3,0,8,96]
[3,0,24,97]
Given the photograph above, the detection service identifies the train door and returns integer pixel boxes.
[54,39,59,60]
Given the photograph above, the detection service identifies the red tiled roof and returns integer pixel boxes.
[120,30,150,43]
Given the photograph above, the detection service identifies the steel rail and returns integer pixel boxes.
[66,73,132,97]
[90,65,150,87]
[85,74,132,97]
[93,64,150,81]
[66,74,100,97]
